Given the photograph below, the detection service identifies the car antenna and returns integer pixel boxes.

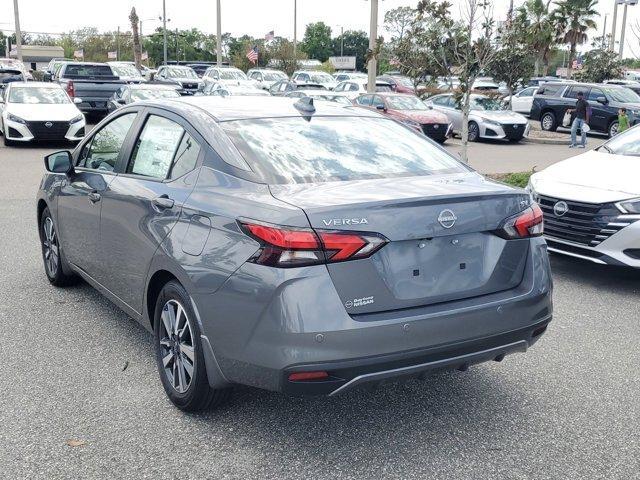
[294,96,316,117]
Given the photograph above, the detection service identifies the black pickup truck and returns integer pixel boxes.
[55,62,125,115]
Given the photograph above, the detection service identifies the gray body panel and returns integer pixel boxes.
[36,96,553,395]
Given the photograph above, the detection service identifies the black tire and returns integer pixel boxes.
[154,280,230,411]
[468,121,480,142]
[540,111,557,132]
[40,207,77,287]
[508,137,523,143]
[608,120,619,138]
[3,134,14,147]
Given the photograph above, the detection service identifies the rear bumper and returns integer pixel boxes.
[195,237,552,394]
[282,320,549,396]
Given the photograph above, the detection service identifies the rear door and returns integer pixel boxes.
[98,108,203,313]
[56,111,138,276]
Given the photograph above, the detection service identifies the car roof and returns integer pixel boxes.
[139,95,379,122]
[371,92,418,98]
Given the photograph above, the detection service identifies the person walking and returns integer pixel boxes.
[618,107,630,134]
[568,91,589,148]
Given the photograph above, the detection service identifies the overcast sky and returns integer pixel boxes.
[5,0,640,59]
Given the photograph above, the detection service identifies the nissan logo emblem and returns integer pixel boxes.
[45,122,53,128]
[553,201,569,217]
[437,209,457,229]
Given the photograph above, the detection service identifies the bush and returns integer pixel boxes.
[489,171,533,188]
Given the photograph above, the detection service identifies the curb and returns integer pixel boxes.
[522,136,568,145]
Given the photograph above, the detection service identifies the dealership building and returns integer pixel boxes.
[9,45,65,71]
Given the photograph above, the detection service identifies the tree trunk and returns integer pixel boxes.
[130,8,142,70]
[566,43,576,79]
[460,90,471,164]
[534,57,541,77]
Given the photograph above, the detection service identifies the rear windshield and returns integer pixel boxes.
[64,64,113,77]
[221,116,467,184]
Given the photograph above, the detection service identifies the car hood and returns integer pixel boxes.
[174,77,203,84]
[474,110,528,123]
[218,79,256,88]
[6,103,82,122]
[391,109,449,124]
[531,149,640,202]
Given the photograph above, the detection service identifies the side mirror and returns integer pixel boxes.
[44,151,73,174]
[596,96,608,104]
[376,104,386,111]
[117,98,126,105]
[73,97,83,104]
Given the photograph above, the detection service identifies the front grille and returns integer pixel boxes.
[422,123,448,140]
[26,121,69,140]
[537,194,634,246]
[182,83,197,89]
[502,123,525,139]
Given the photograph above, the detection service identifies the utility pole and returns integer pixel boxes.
[175,28,179,61]
[216,0,222,65]
[12,0,23,61]
[367,0,378,93]
[340,26,344,57]
[619,1,634,58]
[602,14,609,48]
[611,0,620,52]
[162,0,168,65]
[293,0,297,59]
[117,26,120,61]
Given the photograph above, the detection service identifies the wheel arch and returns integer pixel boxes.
[145,269,179,330]
[36,199,49,239]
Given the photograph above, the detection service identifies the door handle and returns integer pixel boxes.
[152,195,175,210]
[88,191,101,203]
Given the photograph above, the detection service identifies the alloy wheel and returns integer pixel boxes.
[468,123,479,141]
[541,114,553,131]
[609,122,619,137]
[42,217,59,277]
[159,299,195,394]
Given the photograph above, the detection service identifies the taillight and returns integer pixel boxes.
[66,81,75,98]
[240,221,388,268]
[495,203,543,239]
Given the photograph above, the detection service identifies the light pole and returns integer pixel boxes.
[12,0,23,62]
[602,13,609,48]
[217,0,222,66]
[293,0,298,60]
[619,0,637,58]
[340,26,344,57]
[367,0,378,93]
[610,0,623,52]
[162,0,168,65]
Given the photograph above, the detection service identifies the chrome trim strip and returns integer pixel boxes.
[328,340,528,396]
[547,246,607,264]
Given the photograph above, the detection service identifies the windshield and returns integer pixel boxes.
[386,95,428,110]
[220,69,248,80]
[395,76,414,88]
[221,117,467,184]
[130,88,180,101]
[111,64,142,78]
[601,125,640,156]
[9,87,70,104]
[263,71,286,81]
[64,64,114,77]
[470,96,506,111]
[604,87,640,103]
[167,68,197,79]
[310,73,334,84]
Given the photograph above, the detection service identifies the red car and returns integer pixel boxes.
[354,92,452,143]
[377,75,416,94]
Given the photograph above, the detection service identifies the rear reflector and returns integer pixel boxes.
[495,203,543,239]
[288,371,329,382]
[240,221,388,268]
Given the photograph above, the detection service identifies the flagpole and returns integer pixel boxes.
[217,0,222,66]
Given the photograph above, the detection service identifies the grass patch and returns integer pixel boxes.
[488,171,533,188]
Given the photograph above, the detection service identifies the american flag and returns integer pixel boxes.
[246,45,258,64]
[265,30,274,41]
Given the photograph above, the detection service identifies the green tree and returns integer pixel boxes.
[581,41,623,83]
[553,0,598,78]
[488,27,535,107]
[301,22,333,61]
[267,37,306,75]
[332,30,368,70]
[384,6,415,44]
[515,0,555,75]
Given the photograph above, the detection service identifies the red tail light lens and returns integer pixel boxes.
[240,221,388,268]
[66,81,75,98]
[496,203,543,239]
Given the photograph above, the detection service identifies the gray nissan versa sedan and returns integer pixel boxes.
[36,96,553,411]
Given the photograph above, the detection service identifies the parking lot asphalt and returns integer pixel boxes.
[1,138,639,480]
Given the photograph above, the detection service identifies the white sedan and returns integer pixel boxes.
[0,82,85,146]
[528,125,640,267]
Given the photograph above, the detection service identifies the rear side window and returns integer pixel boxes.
[127,115,200,180]
[537,84,565,97]
[588,88,605,101]
[564,86,589,99]
[356,95,372,106]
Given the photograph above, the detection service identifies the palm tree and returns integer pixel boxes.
[516,0,555,76]
[129,8,142,70]
[553,0,599,78]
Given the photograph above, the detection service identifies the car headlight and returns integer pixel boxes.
[69,114,84,124]
[483,118,500,126]
[616,197,640,214]
[8,113,26,124]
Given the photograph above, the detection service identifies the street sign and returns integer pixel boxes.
[329,56,356,70]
